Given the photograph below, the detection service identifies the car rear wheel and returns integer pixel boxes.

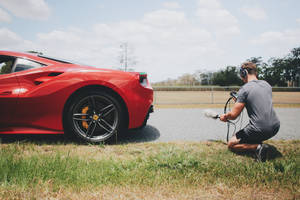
[65,91,124,143]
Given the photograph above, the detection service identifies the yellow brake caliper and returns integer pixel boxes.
[82,106,89,129]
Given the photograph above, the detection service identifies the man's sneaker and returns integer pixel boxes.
[256,144,270,162]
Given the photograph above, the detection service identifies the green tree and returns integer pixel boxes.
[264,58,286,86]
[212,66,242,86]
[283,47,300,86]
[263,47,300,86]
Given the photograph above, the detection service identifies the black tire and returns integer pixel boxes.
[64,90,125,143]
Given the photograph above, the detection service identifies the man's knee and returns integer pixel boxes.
[227,135,240,149]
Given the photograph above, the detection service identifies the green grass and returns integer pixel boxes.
[0,140,299,199]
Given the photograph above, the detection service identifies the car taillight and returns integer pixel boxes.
[139,72,148,87]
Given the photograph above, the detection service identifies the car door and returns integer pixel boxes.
[0,56,19,126]
[9,58,51,127]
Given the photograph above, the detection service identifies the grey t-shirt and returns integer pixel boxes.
[237,80,280,135]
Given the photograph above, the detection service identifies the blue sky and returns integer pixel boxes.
[1,0,300,82]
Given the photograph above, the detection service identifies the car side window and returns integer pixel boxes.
[11,58,45,73]
[0,56,15,75]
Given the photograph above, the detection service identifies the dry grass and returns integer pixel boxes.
[154,91,229,104]
[273,92,300,104]
[154,91,300,108]
[0,140,299,200]
[0,183,298,200]
[2,142,219,161]
[154,104,300,109]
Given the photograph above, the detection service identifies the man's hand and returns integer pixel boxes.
[219,114,228,122]
[221,102,245,122]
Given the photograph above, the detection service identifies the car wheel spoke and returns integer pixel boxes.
[86,121,97,138]
[100,104,115,117]
[73,113,90,121]
[102,119,114,130]
[97,120,113,133]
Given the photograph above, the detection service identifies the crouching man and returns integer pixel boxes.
[220,62,280,162]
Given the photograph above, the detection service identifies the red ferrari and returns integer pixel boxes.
[0,51,153,143]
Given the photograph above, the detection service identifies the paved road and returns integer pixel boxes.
[125,108,300,143]
[1,108,297,144]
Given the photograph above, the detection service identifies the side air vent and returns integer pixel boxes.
[48,72,63,76]
[34,81,43,85]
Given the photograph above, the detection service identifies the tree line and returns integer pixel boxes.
[153,47,300,87]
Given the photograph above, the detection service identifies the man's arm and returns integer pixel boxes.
[220,102,245,122]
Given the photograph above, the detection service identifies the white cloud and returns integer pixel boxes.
[31,9,221,81]
[142,9,187,28]
[196,0,240,36]
[0,28,36,50]
[162,2,181,9]
[0,28,22,46]
[241,6,267,20]
[251,29,300,56]
[0,7,11,22]
[0,2,241,81]
[297,18,300,24]
[0,0,50,20]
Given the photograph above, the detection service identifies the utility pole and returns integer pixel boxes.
[119,42,137,72]
[120,42,128,72]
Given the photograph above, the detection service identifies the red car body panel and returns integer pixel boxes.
[0,51,153,134]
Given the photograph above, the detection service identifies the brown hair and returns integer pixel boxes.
[241,62,257,75]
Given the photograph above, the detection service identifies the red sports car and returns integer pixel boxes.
[0,51,153,143]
